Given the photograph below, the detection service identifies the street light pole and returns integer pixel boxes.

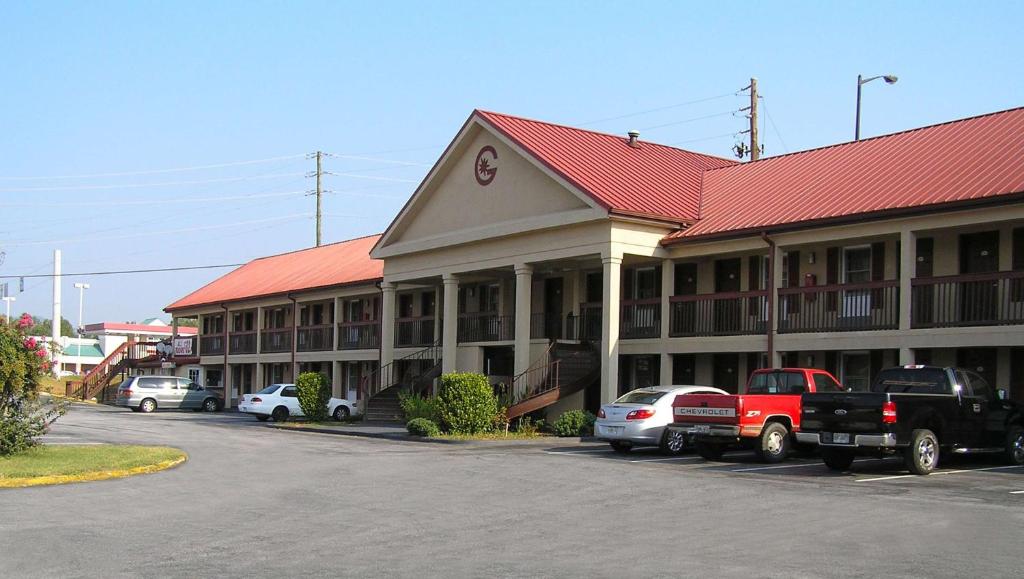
[2,296,15,322]
[73,282,90,375]
[855,73,898,141]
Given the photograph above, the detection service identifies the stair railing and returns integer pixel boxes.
[360,341,442,401]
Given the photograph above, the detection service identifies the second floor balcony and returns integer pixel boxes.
[229,331,257,354]
[670,290,769,337]
[338,320,381,350]
[778,280,899,333]
[395,316,435,347]
[620,299,661,339]
[457,313,513,343]
[260,328,291,353]
[297,324,333,352]
[200,335,224,356]
[912,271,1024,328]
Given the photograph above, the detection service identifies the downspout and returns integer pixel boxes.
[221,304,229,403]
[761,232,776,367]
[289,294,298,381]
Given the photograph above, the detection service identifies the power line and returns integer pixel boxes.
[762,98,790,153]
[637,110,738,132]
[323,153,431,167]
[0,264,246,279]
[322,171,419,184]
[667,132,739,146]
[0,172,306,193]
[577,92,738,126]
[0,154,307,181]
[0,190,306,208]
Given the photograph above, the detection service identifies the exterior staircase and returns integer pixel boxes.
[65,340,156,402]
[506,341,600,420]
[362,342,442,423]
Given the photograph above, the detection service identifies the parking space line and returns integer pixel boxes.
[1010,490,1024,494]
[730,461,824,472]
[857,464,1024,483]
[545,448,614,455]
[629,456,704,463]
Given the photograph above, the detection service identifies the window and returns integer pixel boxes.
[398,294,414,318]
[841,353,872,392]
[843,247,872,284]
[813,374,845,393]
[633,267,658,299]
[585,272,603,303]
[479,284,500,313]
[188,368,201,384]
[280,386,298,398]
[258,384,282,395]
[614,390,667,405]
[871,368,949,394]
[205,369,222,388]
[966,371,993,401]
[747,372,808,394]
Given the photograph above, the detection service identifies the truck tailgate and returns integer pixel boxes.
[672,393,737,424]
[800,392,888,433]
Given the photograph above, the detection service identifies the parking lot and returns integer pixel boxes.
[2,404,1023,578]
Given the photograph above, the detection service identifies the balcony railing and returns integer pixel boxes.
[200,335,224,356]
[457,313,513,342]
[171,335,198,358]
[620,298,661,339]
[778,280,898,333]
[566,303,602,341]
[229,331,257,354]
[338,320,381,350]
[260,328,292,353]
[912,271,1024,329]
[395,316,435,347]
[670,290,769,337]
[297,324,334,352]
[530,312,564,340]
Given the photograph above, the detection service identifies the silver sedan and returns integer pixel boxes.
[595,385,728,454]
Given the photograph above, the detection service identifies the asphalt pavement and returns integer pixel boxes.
[2,404,1022,578]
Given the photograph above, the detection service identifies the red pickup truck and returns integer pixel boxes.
[666,368,846,463]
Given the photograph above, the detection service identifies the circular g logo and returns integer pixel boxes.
[474,145,498,186]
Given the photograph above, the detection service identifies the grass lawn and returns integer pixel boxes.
[37,375,81,396]
[0,445,186,487]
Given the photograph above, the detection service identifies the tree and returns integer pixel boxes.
[1,314,66,455]
[175,318,199,328]
[22,315,75,337]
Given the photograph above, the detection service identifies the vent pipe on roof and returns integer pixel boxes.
[627,130,641,148]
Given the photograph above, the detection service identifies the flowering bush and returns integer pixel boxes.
[1,313,66,456]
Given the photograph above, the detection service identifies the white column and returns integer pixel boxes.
[770,244,784,367]
[600,254,622,403]
[514,264,534,378]
[899,229,915,364]
[442,274,459,374]
[380,281,396,369]
[659,258,673,385]
[433,285,443,342]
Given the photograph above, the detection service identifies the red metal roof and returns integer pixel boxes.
[667,107,1024,242]
[165,234,383,311]
[83,322,197,335]
[475,110,737,223]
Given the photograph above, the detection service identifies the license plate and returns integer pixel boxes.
[602,426,624,435]
[689,425,711,434]
[833,432,850,444]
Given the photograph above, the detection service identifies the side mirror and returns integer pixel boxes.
[998,389,1008,401]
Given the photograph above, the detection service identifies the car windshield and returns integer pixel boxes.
[614,390,665,405]
[872,369,949,394]
[258,384,282,395]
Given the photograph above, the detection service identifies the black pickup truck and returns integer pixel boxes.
[796,365,1024,474]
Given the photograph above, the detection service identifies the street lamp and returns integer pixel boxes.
[73,282,90,375]
[856,73,898,141]
[2,296,15,323]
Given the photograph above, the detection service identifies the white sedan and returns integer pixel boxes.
[595,385,728,454]
[238,383,356,422]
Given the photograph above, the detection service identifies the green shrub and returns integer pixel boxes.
[515,416,540,436]
[1,314,67,456]
[552,410,596,437]
[296,372,330,422]
[399,392,440,423]
[406,417,440,437]
[436,372,499,435]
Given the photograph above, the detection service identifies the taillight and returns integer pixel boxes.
[121,389,132,397]
[626,408,655,420]
[597,408,606,419]
[882,401,897,424]
[251,397,262,404]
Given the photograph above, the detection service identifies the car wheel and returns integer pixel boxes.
[1004,425,1024,466]
[695,441,725,461]
[756,422,790,464]
[333,406,351,421]
[139,398,157,413]
[203,398,219,412]
[905,429,939,475]
[660,429,687,456]
[271,406,289,422]
[821,448,856,471]
[256,415,270,422]
[610,441,632,454]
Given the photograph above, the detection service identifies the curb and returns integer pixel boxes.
[269,423,595,448]
[0,452,188,489]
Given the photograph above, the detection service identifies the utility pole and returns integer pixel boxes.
[52,249,62,373]
[749,77,760,161]
[315,151,323,247]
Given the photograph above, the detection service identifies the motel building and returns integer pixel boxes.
[161,106,1024,419]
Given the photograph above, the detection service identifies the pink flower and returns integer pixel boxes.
[35,348,47,358]
[17,313,33,328]
[24,337,37,350]
[40,361,51,371]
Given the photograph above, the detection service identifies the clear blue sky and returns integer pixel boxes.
[1,1,1021,325]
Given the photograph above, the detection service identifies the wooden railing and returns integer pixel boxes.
[260,328,291,353]
[229,331,257,354]
[338,320,381,350]
[360,342,442,401]
[200,335,225,355]
[778,280,898,333]
[395,316,434,347]
[504,342,558,406]
[457,313,513,342]
[620,298,661,339]
[297,324,334,352]
[669,290,768,337]
[65,340,159,401]
[912,271,1024,329]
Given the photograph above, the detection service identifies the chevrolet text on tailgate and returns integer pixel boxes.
[666,368,845,463]
[797,365,1024,475]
